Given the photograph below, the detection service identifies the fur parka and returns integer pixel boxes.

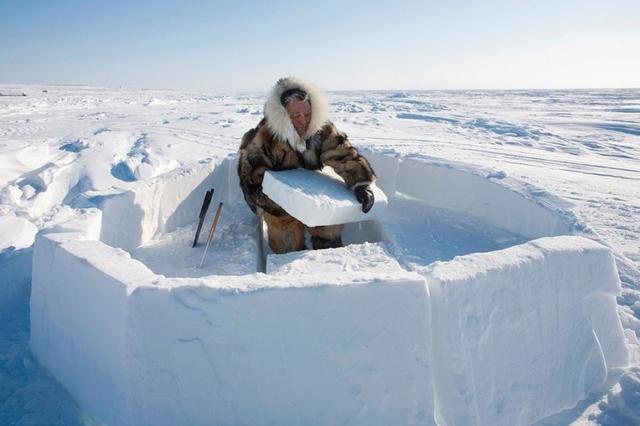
[237,77,376,217]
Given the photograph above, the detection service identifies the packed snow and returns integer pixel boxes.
[1,84,639,425]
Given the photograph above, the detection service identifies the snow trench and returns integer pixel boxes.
[30,152,628,425]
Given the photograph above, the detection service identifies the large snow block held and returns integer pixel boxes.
[423,236,628,426]
[262,168,387,227]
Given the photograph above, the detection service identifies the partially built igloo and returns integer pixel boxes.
[31,152,628,425]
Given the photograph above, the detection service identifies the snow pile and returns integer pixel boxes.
[599,366,640,425]
[262,168,387,226]
[0,215,37,252]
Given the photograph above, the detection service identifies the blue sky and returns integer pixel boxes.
[1,0,638,92]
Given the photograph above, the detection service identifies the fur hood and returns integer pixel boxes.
[264,77,330,153]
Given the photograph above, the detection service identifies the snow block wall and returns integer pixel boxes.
[30,152,628,425]
[129,248,433,425]
[421,236,628,425]
[98,160,222,251]
[32,234,433,425]
[30,209,154,425]
[364,152,578,240]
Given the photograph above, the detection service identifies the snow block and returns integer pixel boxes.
[395,156,576,239]
[31,234,157,426]
[267,241,402,276]
[262,168,387,227]
[129,255,433,425]
[422,235,628,426]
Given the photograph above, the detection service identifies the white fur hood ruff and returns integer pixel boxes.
[264,77,330,153]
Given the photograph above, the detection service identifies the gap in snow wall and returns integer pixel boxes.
[30,150,628,425]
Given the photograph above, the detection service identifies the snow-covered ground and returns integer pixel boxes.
[1,84,639,424]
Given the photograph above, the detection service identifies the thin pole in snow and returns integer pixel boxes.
[198,202,224,268]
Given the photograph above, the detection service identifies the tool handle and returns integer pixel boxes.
[199,202,224,268]
[206,202,224,243]
[192,219,205,248]
[199,189,214,219]
[192,188,214,247]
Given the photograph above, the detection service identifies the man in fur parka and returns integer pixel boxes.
[238,77,376,254]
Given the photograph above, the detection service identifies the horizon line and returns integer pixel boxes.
[1,81,639,96]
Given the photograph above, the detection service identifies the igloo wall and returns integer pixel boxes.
[367,153,577,240]
[424,236,627,425]
[32,227,433,425]
[98,156,242,252]
[30,152,628,425]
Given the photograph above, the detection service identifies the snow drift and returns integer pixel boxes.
[30,151,628,425]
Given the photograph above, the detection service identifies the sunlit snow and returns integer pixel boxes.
[1,84,639,425]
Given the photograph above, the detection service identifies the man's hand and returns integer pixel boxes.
[355,185,374,213]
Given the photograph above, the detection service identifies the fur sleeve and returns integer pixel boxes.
[318,122,376,189]
[237,124,287,216]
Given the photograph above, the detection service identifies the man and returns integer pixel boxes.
[238,77,376,254]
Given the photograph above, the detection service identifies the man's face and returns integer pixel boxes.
[286,99,312,137]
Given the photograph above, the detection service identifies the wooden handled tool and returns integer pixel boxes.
[198,202,224,268]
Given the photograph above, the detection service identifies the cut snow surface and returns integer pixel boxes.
[262,168,387,226]
[1,84,640,424]
[424,236,627,425]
